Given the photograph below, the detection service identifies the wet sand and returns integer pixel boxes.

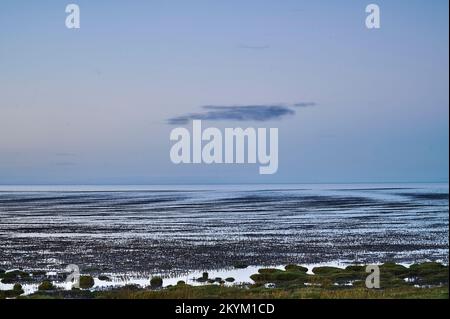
[0,184,448,276]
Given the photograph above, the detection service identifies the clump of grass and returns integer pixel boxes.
[2,283,26,297]
[233,263,248,269]
[196,272,209,283]
[251,268,309,285]
[409,262,447,276]
[98,275,111,281]
[38,280,54,291]
[285,265,308,273]
[79,275,95,289]
[13,283,24,294]
[409,262,449,286]
[312,266,366,285]
[258,268,282,274]
[380,262,409,277]
[150,276,163,288]
[0,270,31,284]
[345,265,366,272]
[312,266,343,275]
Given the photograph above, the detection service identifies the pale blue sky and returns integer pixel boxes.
[0,0,448,184]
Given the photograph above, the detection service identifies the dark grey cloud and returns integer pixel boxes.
[167,103,315,125]
[293,102,316,107]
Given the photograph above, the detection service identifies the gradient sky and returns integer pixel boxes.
[0,0,448,184]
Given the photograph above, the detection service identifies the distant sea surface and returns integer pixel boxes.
[0,184,448,274]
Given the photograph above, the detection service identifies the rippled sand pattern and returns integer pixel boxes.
[0,184,448,274]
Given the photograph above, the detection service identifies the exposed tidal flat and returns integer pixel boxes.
[0,183,448,298]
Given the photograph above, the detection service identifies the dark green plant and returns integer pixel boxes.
[285,264,308,273]
[150,276,163,288]
[98,275,111,281]
[79,275,95,289]
[233,263,248,269]
[38,280,54,291]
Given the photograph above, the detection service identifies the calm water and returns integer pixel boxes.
[0,184,448,274]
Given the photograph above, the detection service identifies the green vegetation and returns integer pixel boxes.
[250,267,310,287]
[38,280,54,291]
[195,272,209,283]
[0,283,24,298]
[285,264,308,272]
[10,284,448,299]
[0,262,448,299]
[150,276,163,288]
[0,270,31,284]
[409,262,449,286]
[13,283,24,294]
[98,275,111,281]
[79,275,95,289]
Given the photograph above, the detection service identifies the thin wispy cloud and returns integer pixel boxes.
[55,152,77,157]
[54,161,76,166]
[237,44,270,50]
[293,102,316,107]
[167,103,315,125]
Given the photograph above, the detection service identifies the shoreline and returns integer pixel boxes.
[1,262,448,299]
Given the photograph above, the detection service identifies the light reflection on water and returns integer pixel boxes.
[0,183,448,276]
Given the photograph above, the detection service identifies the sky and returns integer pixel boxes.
[0,0,448,184]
